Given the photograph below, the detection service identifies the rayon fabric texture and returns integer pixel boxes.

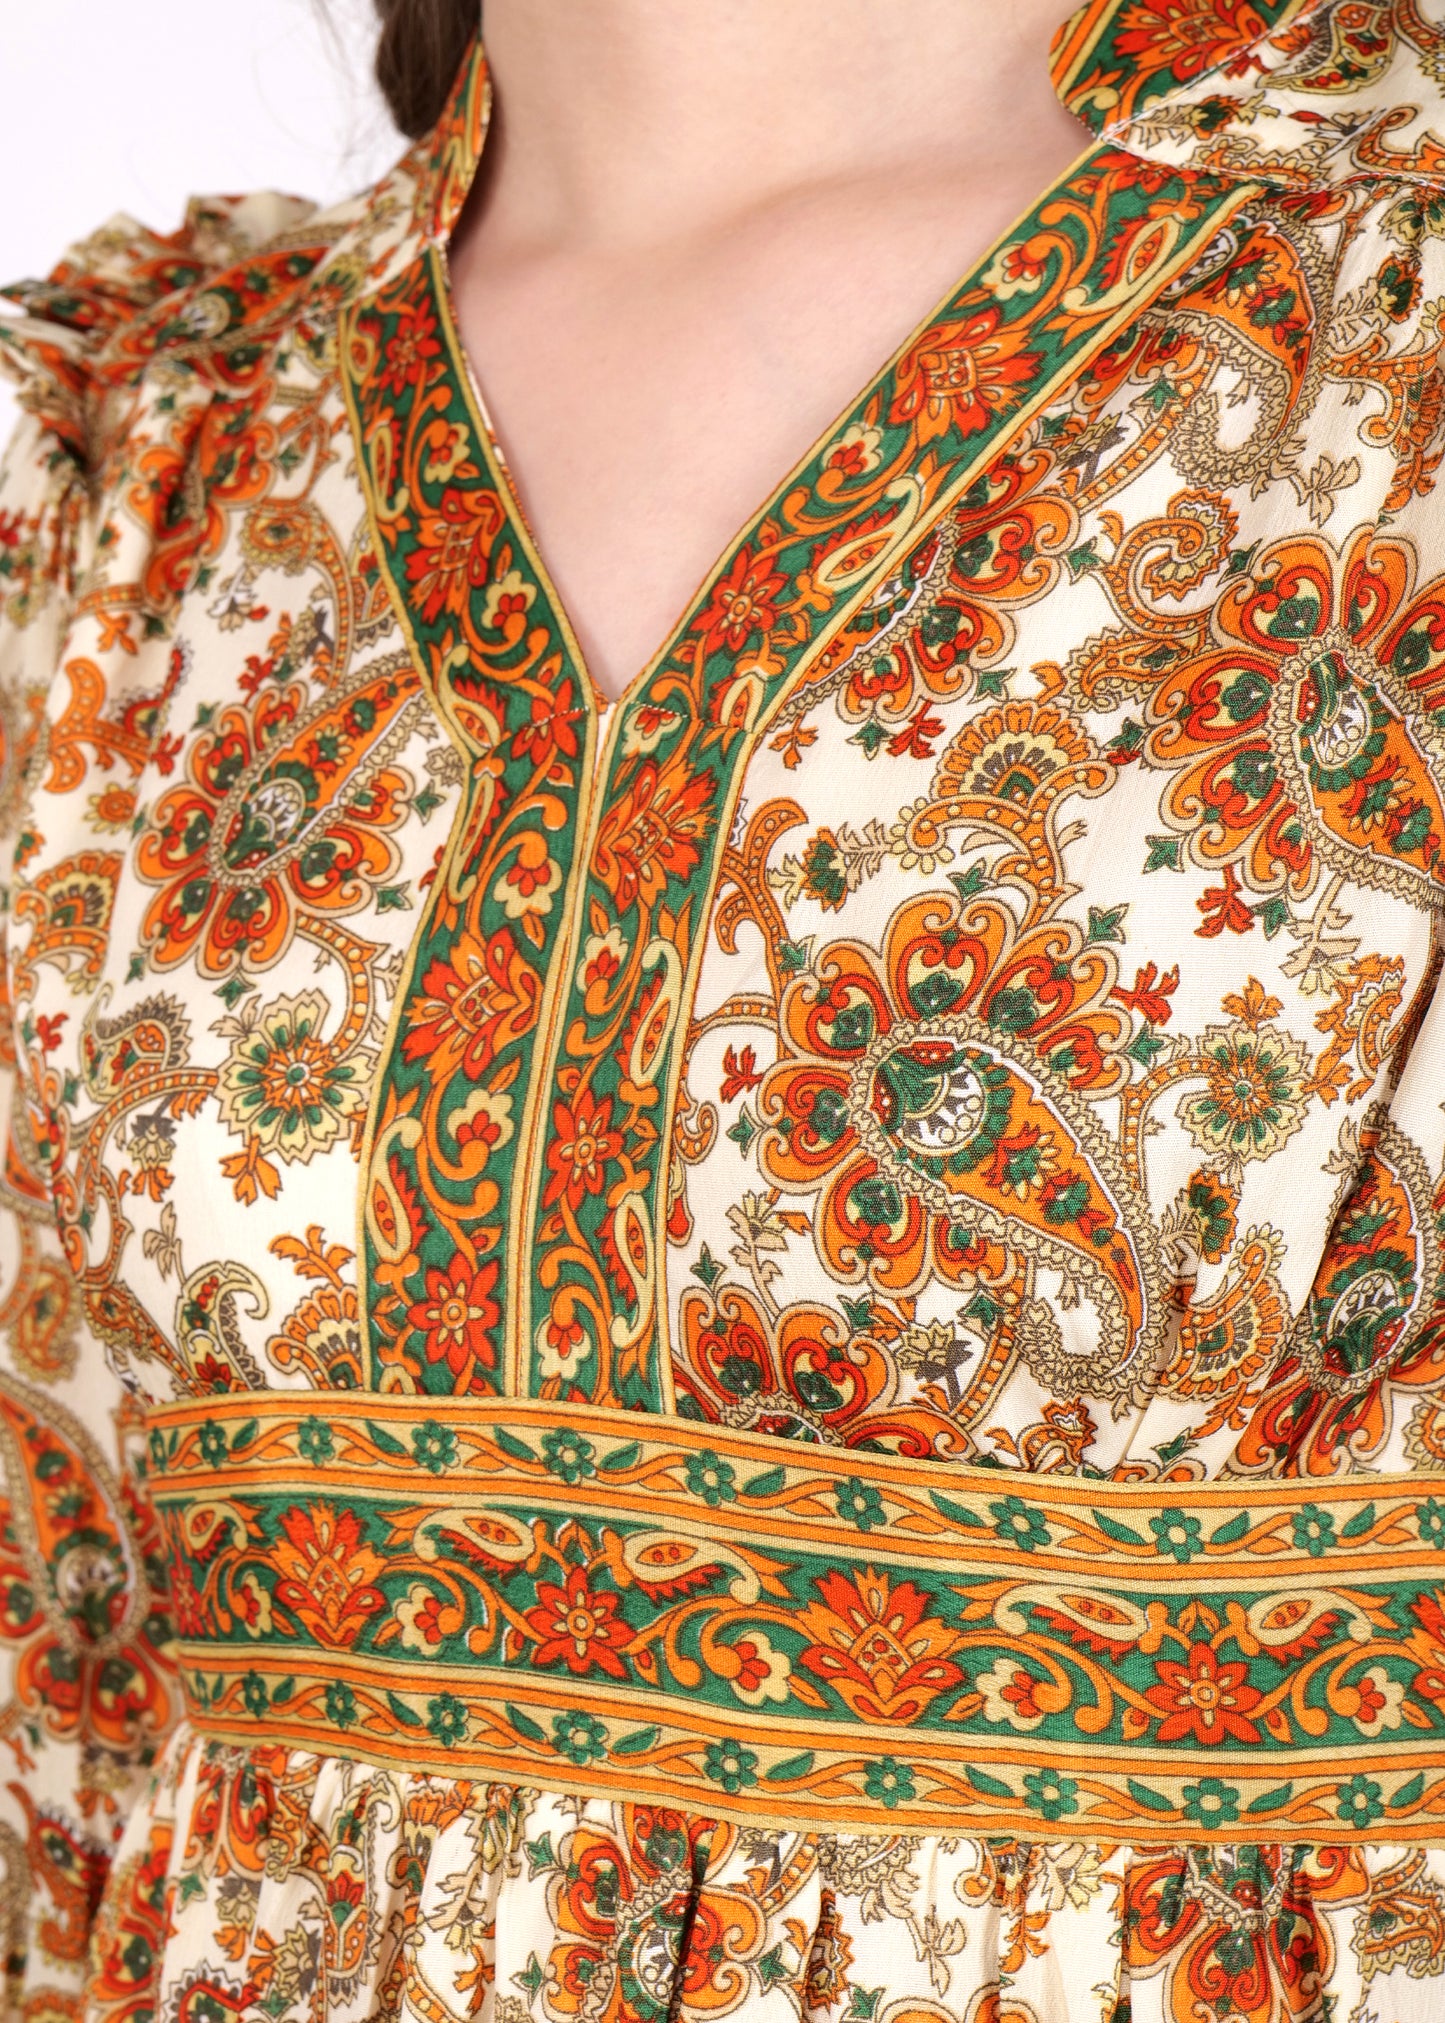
[4,1,1445,2018]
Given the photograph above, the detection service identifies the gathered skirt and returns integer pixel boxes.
[84,1723,1445,2023]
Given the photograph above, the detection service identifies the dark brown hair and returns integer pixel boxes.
[373,0,476,140]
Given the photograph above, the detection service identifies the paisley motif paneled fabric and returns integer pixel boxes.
[5,1,1445,2018]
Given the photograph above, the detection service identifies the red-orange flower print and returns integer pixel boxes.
[1145,1641,1263,1745]
[543,1088,623,1212]
[795,1566,966,1723]
[525,1564,632,1677]
[402,926,541,1080]
[1114,0,1268,87]
[698,542,787,654]
[510,680,582,770]
[404,483,506,627]
[592,754,715,911]
[377,298,443,399]
[404,1254,501,1386]
[1405,1588,1445,1705]
[270,1504,387,1650]
[890,307,1040,443]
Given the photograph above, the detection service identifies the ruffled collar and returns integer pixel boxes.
[403,0,1445,241]
[1051,0,1445,189]
[12,0,1445,450]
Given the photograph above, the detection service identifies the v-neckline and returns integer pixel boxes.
[411,0,1310,738]
[343,119,1267,1406]
[425,147,1104,738]
[357,0,1317,752]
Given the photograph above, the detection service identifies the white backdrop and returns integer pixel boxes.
[0,0,406,443]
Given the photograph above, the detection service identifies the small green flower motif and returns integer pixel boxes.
[1292,1504,1336,1558]
[426,1692,469,1749]
[1418,1499,1445,1552]
[325,1680,357,1729]
[241,1671,270,1718]
[1182,1777,1240,1827]
[641,1815,687,1872]
[991,1496,1050,1554]
[836,1478,887,1532]
[552,1710,608,1766]
[1216,1928,1258,1978]
[297,1420,335,1466]
[542,1429,597,1485]
[1336,1774,1384,1828]
[863,1757,916,1810]
[148,1429,168,1475]
[1150,1508,1202,1563]
[1022,1769,1077,1821]
[412,1421,458,1476]
[686,1451,738,1508]
[702,1738,758,1793]
[214,989,364,1161]
[198,1421,228,1467]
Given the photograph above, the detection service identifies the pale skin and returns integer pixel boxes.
[446,0,1086,703]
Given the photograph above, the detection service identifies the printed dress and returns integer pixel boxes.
[5,1,1445,2018]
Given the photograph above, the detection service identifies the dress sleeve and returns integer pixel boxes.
[1230,922,1445,1479]
[0,234,181,2018]
[1222,176,1445,1483]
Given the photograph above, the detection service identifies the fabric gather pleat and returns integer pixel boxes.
[85,1727,1444,2023]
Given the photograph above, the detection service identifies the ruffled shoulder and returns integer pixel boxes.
[0,191,321,466]
[1050,0,1305,136]
[1052,0,1445,194]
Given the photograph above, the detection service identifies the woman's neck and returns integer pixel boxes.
[474,0,1081,255]
[448,0,1087,699]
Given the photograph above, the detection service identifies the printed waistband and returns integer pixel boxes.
[146,1390,1445,1844]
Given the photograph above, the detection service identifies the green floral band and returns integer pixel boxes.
[147,1390,1445,1843]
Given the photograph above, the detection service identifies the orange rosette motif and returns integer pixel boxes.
[674,1277,973,1456]
[1115,0,1272,90]
[890,307,1042,443]
[268,1503,388,1650]
[1122,1841,1369,2023]
[136,671,416,976]
[794,1565,969,1724]
[1139,528,1445,906]
[757,887,1162,1403]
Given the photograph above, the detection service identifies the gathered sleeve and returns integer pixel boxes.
[0,210,218,2019]
[1217,174,1445,1483]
